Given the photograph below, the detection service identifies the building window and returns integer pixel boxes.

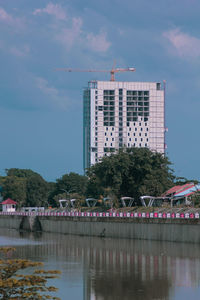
[157,82,161,90]
[139,122,141,126]
[112,127,114,131]
[111,132,112,136]
[139,143,141,147]
[135,138,137,141]
[95,138,98,141]
[139,133,141,136]
[129,128,131,131]
[133,133,135,136]
[106,127,108,131]
[112,138,114,141]
[111,143,112,146]
[95,143,97,146]
[141,128,143,131]
[145,143,147,147]
[146,128,148,131]
[145,123,147,126]
[128,143,130,147]
[128,133,130,136]
[106,138,108,141]
[146,138,148,141]
[129,138,131,141]
[105,143,107,146]
[141,138,143,141]
[105,132,107,136]
[145,133,147,136]
[135,128,137,131]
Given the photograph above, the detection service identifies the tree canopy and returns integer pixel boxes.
[0,169,50,208]
[86,148,175,200]
[55,172,88,196]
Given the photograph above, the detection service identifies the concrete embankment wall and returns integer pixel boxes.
[1,215,200,243]
[39,216,200,243]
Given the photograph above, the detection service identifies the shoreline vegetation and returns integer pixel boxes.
[0,148,199,210]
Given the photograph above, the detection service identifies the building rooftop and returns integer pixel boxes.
[1,198,17,205]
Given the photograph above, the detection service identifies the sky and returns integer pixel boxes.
[0,0,200,182]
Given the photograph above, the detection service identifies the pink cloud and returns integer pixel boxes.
[86,31,111,53]
[10,45,30,57]
[56,17,82,49]
[0,7,23,28]
[0,7,13,23]
[33,3,67,20]
[163,28,200,59]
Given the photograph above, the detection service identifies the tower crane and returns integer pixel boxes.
[55,66,136,81]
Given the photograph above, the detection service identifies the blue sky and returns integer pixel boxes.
[0,0,200,182]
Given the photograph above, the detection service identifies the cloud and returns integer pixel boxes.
[33,3,111,54]
[86,31,111,53]
[10,45,30,57]
[0,7,23,28]
[56,17,82,49]
[0,7,13,23]
[35,77,68,110]
[163,28,200,59]
[33,3,67,20]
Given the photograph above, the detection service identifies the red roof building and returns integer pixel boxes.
[2,198,17,205]
[1,198,17,212]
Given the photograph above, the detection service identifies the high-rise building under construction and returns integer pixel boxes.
[83,80,166,170]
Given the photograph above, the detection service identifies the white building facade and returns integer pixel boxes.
[83,80,166,170]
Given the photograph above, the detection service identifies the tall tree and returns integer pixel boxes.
[55,172,88,196]
[86,148,175,200]
[26,174,49,207]
[0,176,27,207]
[0,169,50,207]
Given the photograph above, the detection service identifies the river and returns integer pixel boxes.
[0,228,200,299]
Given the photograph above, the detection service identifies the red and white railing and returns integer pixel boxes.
[0,211,199,219]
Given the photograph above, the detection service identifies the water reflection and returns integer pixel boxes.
[0,229,200,300]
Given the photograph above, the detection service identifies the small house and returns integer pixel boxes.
[1,198,17,212]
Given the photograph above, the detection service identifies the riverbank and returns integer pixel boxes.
[1,210,200,243]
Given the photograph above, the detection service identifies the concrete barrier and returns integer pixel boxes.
[1,213,200,243]
[38,216,200,243]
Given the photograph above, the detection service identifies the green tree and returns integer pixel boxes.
[0,169,50,208]
[55,172,88,196]
[0,247,60,299]
[0,176,27,207]
[86,148,175,201]
[5,169,38,178]
[26,174,49,207]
